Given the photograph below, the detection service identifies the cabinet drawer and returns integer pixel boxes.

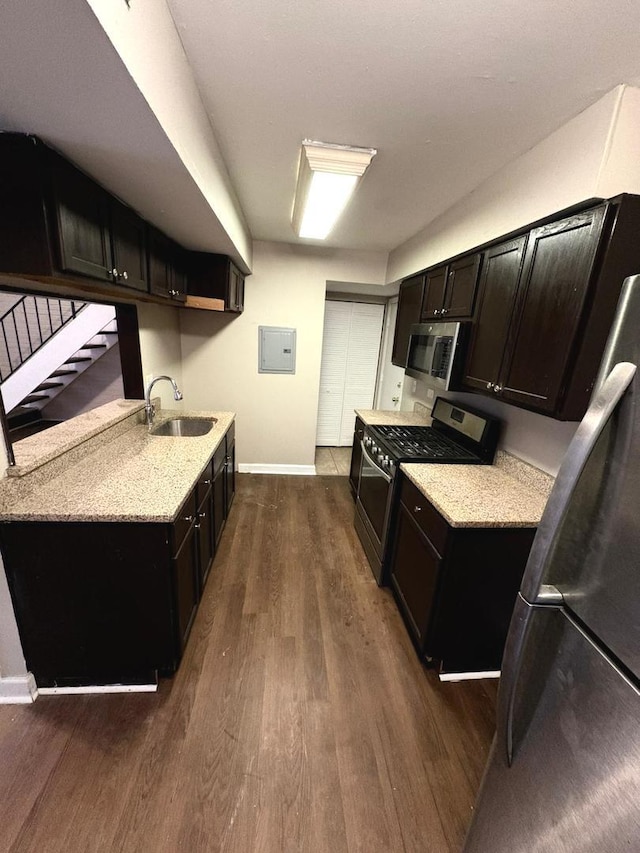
[399,475,449,555]
[172,489,197,556]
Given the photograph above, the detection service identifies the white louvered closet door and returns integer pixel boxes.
[316,301,385,446]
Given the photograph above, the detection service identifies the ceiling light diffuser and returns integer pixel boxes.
[292,140,377,240]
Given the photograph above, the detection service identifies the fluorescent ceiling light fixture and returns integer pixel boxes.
[292,140,377,240]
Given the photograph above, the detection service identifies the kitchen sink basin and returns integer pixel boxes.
[150,417,217,437]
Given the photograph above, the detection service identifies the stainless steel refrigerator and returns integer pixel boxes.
[463,275,640,852]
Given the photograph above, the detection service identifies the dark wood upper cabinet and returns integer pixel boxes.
[421,254,481,321]
[500,207,607,413]
[110,200,148,293]
[391,273,424,367]
[462,237,527,394]
[50,153,113,282]
[463,206,612,418]
[421,265,448,319]
[147,226,186,303]
[187,252,245,313]
[445,254,482,317]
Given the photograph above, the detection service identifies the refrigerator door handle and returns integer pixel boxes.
[498,593,530,766]
[520,361,637,604]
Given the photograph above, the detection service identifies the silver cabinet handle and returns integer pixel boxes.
[414,505,422,512]
[198,511,206,519]
[203,478,212,485]
[183,514,195,523]
[122,271,128,281]
[433,308,440,315]
[494,384,502,393]
[110,267,118,278]
[486,382,494,390]
[441,308,448,315]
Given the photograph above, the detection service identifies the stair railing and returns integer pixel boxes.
[0,295,86,382]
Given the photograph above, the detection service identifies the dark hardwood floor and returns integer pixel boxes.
[0,475,496,852]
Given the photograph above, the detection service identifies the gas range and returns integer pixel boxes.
[366,423,482,465]
[363,397,501,474]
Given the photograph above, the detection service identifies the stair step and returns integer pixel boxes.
[36,381,65,391]
[9,419,62,442]
[51,369,78,377]
[6,406,42,428]
[100,330,119,335]
[80,343,107,350]
[22,394,49,404]
[65,356,92,364]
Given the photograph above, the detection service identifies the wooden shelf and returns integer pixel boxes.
[183,295,226,312]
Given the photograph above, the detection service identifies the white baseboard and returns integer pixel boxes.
[438,670,500,682]
[38,683,158,695]
[237,463,317,475]
[0,673,38,704]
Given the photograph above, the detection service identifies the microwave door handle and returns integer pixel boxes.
[360,440,392,484]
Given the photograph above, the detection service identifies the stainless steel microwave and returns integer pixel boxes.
[405,322,468,390]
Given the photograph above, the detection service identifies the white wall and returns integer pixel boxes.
[391,85,640,475]
[596,86,640,198]
[137,302,185,410]
[387,86,623,283]
[86,0,252,270]
[179,241,388,468]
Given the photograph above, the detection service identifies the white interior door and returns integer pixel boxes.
[316,300,384,446]
[375,298,406,410]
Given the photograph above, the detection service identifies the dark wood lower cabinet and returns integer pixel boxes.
[173,515,199,656]
[213,442,227,548]
[0,425,236,687]
[388,473,536,673]
[225,423,236,513]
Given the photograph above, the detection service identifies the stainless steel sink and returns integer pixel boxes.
[150,417,217,437]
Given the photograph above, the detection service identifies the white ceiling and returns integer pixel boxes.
[1,0,640,263]
[166,0,640,251]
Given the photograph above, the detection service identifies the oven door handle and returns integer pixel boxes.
[360,440,392,484]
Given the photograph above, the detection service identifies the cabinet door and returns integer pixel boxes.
[389,501,443,651]
[148,227,172,298]
[500,207,607,413]
[110,201,147,292]
[443,254,481,319]
[51,157,112,281]
[197,488,214,591]
[462,237,526,394]
[212,441,227,547]
[169,242,187,303]
[421,265,448,320]
[225,436,236,514]
[173,522,198,653]
[391,274,424,367]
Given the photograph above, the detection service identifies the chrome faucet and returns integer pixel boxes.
[144,375,183,426]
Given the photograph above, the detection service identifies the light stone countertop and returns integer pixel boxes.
[8,399,145,477]
[0,407,235,523]
[355,408,431,427]
[401,454,551,528]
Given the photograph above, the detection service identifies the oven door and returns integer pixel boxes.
[355,440,394,584]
